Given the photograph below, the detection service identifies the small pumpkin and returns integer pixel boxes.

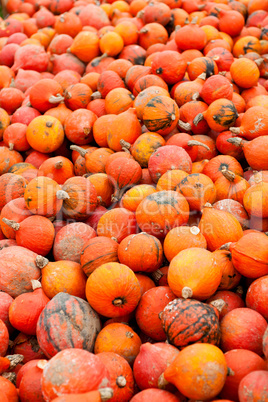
[86,262,141,318]
[229,106,268,140]
[130,132,166,168]
[97,208,137,243]
[26,115,64,153]
[213,249,242,291]
[121,184,156,212]
[214,167,250,204]
[238,370,268,402]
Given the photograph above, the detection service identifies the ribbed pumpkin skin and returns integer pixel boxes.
[81,237,119,277]
[161,298,221,348]
[36,292,101,358]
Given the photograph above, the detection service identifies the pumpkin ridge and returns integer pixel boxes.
[82,251,118,269]
[213,103,238,126]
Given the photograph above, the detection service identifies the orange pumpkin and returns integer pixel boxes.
[168,247,222,300]
[164,226,207,262]
[213,249,242,290]
[133,86,170,120]
[121,184,156,212]
[38,156,74,184]
[94,323,142,366]
[26,115,64,153]
[156,170,188,191]
[97,208,137,243]
[214,167,250,204]
[230,57,260,88]
[86,262,141,317]
[203,155,244,182]
[69,31,100,62]
[118,232,163,273]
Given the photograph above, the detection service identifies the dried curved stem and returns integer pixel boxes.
[70,145,88,157]
[49,94,65,104]
[226,137,243,147]
[210,299,226,313]
[54,161,63,169]
[178,120,191,131]
[151,269,164,282]
[2,218,20,231]
[229,127,240,135]
[35,255,49,269]
[31,279,42,290]
[181,286,193,299]
[193,113,204,126]
[90,91,102,100]
[56,190,70,200]
[221,167,236,181]
[187,140,210,150]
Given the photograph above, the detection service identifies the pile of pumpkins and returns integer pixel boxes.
[1,0,268,400]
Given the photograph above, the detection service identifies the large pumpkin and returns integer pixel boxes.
[36,292,101,358]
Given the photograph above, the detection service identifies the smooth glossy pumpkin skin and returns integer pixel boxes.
[133,342,179,391]
[168,248,222,301]
[163,343,228,400]
[36,292,101,358]
[229,232,268,278]
[214,169,250,204]
[161,298,221,348]
[41,349,110,401]
[220,307,268,356]
[94,323,142,366]
[121,184,156,212]
[136,191,189,238]
[246,275,268,320]
[135,286,176,341]
[164,226,207,262]
[18,361,45,402]
[41,261,87,300]
[219,349,267,401]
[98,352,135,402]
[118,232,163,273]
[86,262,141,318]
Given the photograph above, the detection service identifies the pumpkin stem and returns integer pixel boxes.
[116,376,127,388]
[175,25,181,31]
[151,269,164,282]
[2,218,20,231]
[190,16,198,24]
[49,94,65,104]
[158,373,169,389]
[8,142,14,151]
[54,161,63,169]
[226,137,243,147]
[219,242,232,251]
[190,226,200,235]
[214,6,221,13]
[112,297,124,306]
[2,372,16,384]
[5,354,24,369]
[31,279,42,290]
[254,57,264,66]
[37,360,48,370]
[35,255,49,269]
[191,92,200,101]
[221,167,236,181]
[204,202,212,208]
[187,140,210,150]
[111,194,119,203]
[193,113,204,126]
[136,10,144,18]
[228,367,235,376]
[229,127,241,135]
[210,299,226,313]
[97,195,103,205]
[70,145,88,157]
[111,237,118,242]
[181,286,193,299]
[56,190,70,200]
[178,120,191,131]
[120,139,131,152]
[139,27,148,34]
[99,387,114,401]
[236,285,244,297]
[197,3,206,9]
[126,331,134,338]
[91,91,102,100]
[197,72,206,80]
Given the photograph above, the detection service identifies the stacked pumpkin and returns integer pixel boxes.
[1,0,268,400]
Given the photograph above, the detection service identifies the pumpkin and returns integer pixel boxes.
[175,19,207,50]
[166,133,210,162]
[229,106,268,140]
[70,146,114,174]
[173,73,206,107]
[0,319,9,358]
[213,199,249,230]
[41,261,87,300]
[38,155,74,184]
[229,232,268,278]
[3,123,30,152]
[207,290,245,321]
[200,74,233,105]
[135,286,176,341]
[105,88,135,115]
[151,50,187,85]
[228,136,268,171]
[0,291,14,333]
[24,176,67,217]
[98,352,135,402]
[214,167,250,204]
[86,262,141,318]
[230,57,260,88]
[213,249,241,290]
[53,222,96,263]
[26,115,64,153]
[156,170,188,192]
[177,173,217,211]
[29,79,64,113]
[0,173,27,211]
[118,232,163,273]
[263,326,268,359]
[163,343,227,400]
[9,280,49,336]
[36,292,101,358]
[50,388,113,402]
[220,307,268,356]
[136,191,189,238]
[187,56,218,80]
[0,246,47,298]
[93,115,116,148]
[133,342,179,391]
[97,208,137,243]
[243,181,268,219]
[199,203,243,251]
[219,349,267,401]
[106,157,142,201]
[164,226,207,262]
[130,389,182,402]
[11,333,46,364]
[168,248,222,300]
[202,155,244,183]
[18,360,46,402]
[142,96,180,136]
[0,376,18,402]
[193,98,238,132]
[0,107,11,139]
[148,145,192,183]
[61,176,98,220]
[133,86,170,121]
[2,215,54,256]
[121,184,156,212]
[65,109,97,145]
[238,370,268,402]
[246,275,268,320]
[94,323,142,366]
[41,349,110,400]
[80,236,119,277]
[0,147,23,175]
[130,132,166,167]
